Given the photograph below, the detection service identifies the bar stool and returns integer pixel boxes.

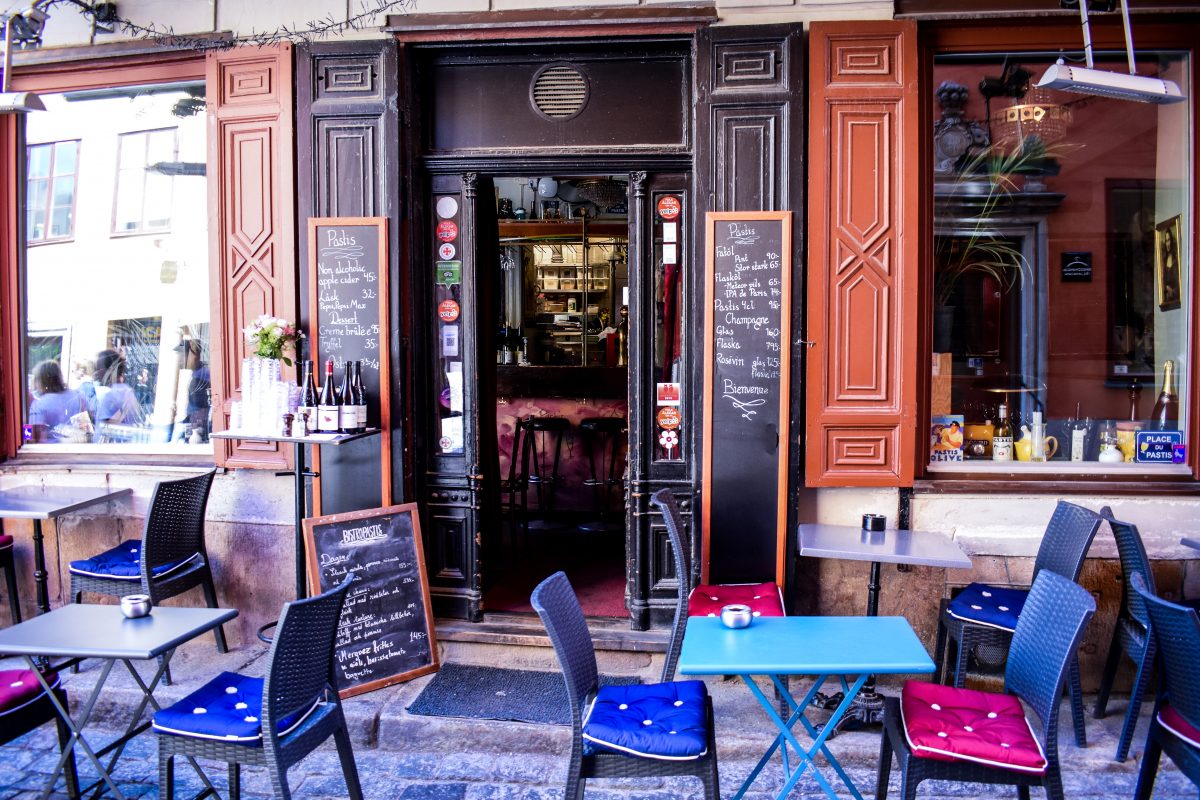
[498,417,530,548]
[578,416,626,533]
[1,523,20,625]
[522,416,570,531]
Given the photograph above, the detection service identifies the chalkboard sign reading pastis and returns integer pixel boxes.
[701,211,792,587]
[304,503,438,698]
[307,217,392,516]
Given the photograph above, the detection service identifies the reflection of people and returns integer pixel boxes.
[94,348,142,427]
[186,362,211,443]
[1159,223,1180,309]
[28,360,86,443]
[134,367,154,411]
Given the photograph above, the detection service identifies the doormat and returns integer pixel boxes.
[407,663,640,726]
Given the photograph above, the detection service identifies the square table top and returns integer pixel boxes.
[0,485,132,520]
[798,523,972,570]
[0,604,238,660]
[678,616,935,676]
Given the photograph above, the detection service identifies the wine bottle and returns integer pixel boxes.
[297,360,318,434]
[1151,359,1179,431]
[351,361,368,433]
[992,403,1013,461]
[337,362,355,433]
[317,358,340,432]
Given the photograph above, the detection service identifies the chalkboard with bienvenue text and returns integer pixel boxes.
[304,503,438,698]
[701,211,792,585]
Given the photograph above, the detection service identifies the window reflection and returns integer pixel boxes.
[22,83,210,450]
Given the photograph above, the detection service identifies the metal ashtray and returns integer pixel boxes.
[120,594,153,619]
[719,603,753,629]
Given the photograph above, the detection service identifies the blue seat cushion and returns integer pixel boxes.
[68,539,198,581]
[582,680,708,760]
[946,583,1028,632]
[152,671,318,745]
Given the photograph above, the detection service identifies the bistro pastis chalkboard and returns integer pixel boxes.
[304,503,438,698]
[701,212,792,585]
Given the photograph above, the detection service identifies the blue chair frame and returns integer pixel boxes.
[1131,572,1200,799]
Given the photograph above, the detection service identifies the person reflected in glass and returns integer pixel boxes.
[186,360,211,443]
[28,360,87,443]
[94,348,142,432]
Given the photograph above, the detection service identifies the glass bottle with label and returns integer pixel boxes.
[351,361,368,433]
[317,358,340,432]
[297,360,318,434]
[1151,359,1179,431]
[992,403,1013,461]
[338,363,355,433]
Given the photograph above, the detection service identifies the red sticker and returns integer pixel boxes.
[657,407,681,430]
[437,220,458,242]
[657,195,681,220]
[438,299,461,323]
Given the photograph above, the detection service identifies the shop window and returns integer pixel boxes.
[26,140,79,242]
[113,127,176,234]
[929,51,1191,474]
[22,84,210,451]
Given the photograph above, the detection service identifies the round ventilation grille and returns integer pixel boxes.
[531,64,589,122]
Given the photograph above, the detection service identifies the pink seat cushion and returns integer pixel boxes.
[0,669,59,717]
[1159,704,1200,749]
[901,680,1047,774]
[0,533,12,549]
[688,582,785,618]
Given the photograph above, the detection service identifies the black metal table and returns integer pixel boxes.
[0,485,132,616]
[797,523,972,735]
[211,429,378,599]
[0,603,238,800]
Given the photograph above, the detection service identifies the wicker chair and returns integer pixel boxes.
[647,488,696,683]
[1092,507,1157,761]
[877,570,1096,800]
[531,570,720,799]
[1,668,78,799]
[1131,572,1200,799]
[1,523,20,625]
[69,470,227,653]
[154,574,362,800]
[934,499,1102,746]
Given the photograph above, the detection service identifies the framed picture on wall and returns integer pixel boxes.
[1156,214,1182,311]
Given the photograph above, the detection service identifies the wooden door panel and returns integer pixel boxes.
[806,23,918,487]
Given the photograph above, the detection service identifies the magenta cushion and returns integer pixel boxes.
[688,582,785,618]
[0,533,12,549]
[0,669,59,716]
[901,680,1047,774]
[1159,704,1200,749]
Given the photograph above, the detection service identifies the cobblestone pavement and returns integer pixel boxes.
[1,641,1194,799]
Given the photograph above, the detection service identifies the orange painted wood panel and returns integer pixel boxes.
[0,116,19,460]
[207,45,296,470]
[806,22,918,487]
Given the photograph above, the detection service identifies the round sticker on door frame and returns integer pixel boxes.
[438,299,461,323]
[436,196,459,219]
[436,220,458,242]
[657,195,681,220]
[438,243,456,260]
[657,406,681,430]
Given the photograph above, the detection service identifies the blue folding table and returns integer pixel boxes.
[678,615,934,799]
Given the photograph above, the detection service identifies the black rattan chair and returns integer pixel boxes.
[154,573,362,800]
[531,570,720,799]
[70,470,227,653]
[877,570,1096,800]
[1131,572,1200,799]
[1092,507,1157,762]
[934,499,1102,746]
[1,524,20,625]
[648,488,695,683]
[1,667,78,799]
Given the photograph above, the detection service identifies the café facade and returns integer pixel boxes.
[1,0,1198,685]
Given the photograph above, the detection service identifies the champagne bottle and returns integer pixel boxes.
[1151,359,1179,431]
[992,403,1013,461]
[337,363,354,433]
[351,361,368,432]
[297,360,318,434]
[317,358,340,432]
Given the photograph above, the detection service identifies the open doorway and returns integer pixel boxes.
[481,174,631,619]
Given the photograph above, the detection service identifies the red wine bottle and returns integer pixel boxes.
[337,362,354,433]
[317,358,340,432]
[297,360,318,433]
[351,361,367,432]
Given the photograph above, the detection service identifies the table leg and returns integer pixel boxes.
[278,441,318,600]
[32,519,50,616]
[814,561,888,737]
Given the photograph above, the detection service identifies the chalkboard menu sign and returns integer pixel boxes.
[304,503,439,698]
[701,211,792,585]
[307,217,392,515]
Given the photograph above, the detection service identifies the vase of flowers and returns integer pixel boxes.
[243,314,304,366]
